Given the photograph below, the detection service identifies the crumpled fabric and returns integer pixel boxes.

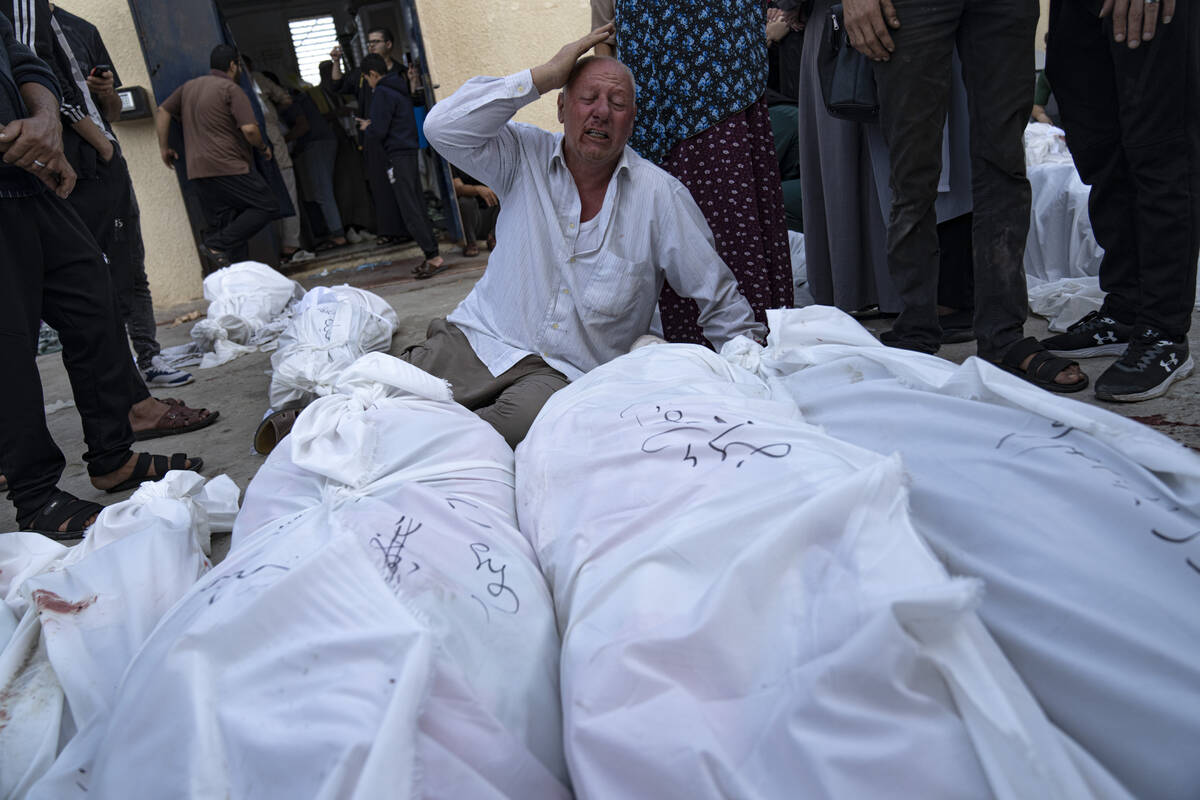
[51,352,568,800]
[160,262,304,369]
[1024,122,1075,167]
[517,339,1130,800]
[268,285,399,409]
[752,306,1200,799]
[0,473,239,799]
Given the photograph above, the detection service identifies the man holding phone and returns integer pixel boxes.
[48,3,207,402]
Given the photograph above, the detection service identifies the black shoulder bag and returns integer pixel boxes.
[817,4,880,123]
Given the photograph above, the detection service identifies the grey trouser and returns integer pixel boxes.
[458,196,500,244]
[401,319,568,448]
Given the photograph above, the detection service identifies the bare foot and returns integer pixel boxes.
[1018,353,1085,386]
[90,452,200,491]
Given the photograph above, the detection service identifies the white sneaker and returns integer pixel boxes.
[345,228,363,244]
[288,249,317,264]
[142,355,194,388]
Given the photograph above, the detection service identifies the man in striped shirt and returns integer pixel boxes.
[412,26,766,448]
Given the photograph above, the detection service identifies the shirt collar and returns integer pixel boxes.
[209,69,235,81]
[549,135,633,180]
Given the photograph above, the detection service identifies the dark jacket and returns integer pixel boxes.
[0,12,59,196]
[364,72,419,154]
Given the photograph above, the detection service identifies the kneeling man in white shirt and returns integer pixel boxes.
[413,25,767,447]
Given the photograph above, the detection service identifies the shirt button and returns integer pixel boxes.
[569,222,575,229]
[562,288,569,295]
[552,323,559,329]
[568,257,575,263]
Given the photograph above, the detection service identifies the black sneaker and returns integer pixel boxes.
[1094,326,1193,402]
[1041,311,1132,357]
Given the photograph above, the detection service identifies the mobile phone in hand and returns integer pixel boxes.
[89,64,113,78]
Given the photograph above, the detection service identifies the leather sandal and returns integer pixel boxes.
[253,402,306,455]
[101,452,203,494]
[413,258,448,280]
[17,489,104,540]
[134,402,220,441]
[996,336,1088,394]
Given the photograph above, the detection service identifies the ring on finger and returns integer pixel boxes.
[32,159,47,168]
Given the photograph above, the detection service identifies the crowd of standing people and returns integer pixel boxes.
[1,0,1196,538]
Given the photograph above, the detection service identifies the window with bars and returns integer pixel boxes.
[288,15,339,86]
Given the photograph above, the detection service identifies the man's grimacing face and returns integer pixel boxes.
[557,60,636,170]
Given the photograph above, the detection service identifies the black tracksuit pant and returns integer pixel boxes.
[873,0,1039,358]
[387,149,439,259]
[0,191,136,519]
[1047,0,1200,340]
[192,170,278,260]
[65,150,152,407]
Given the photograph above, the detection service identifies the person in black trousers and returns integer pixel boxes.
[359,52,443,277]
[0,14,202,539]
[844,0,1087,392]
[1041,0,1198,401]
[329,27,411,246]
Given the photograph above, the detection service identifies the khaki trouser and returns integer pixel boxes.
[401,319,568,448]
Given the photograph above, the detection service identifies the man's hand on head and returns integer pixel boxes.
[1101,0,1175,48]
[531,24,616,95]
[844,0,900,62]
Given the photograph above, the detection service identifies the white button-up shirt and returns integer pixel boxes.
[424,69,766,382]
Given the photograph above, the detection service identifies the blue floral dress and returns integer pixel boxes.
[615,0,768,164]
[602,0,793,345]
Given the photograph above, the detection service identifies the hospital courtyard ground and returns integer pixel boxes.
[7,240,1199,556]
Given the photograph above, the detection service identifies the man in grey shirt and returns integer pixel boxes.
[414,26,766,448]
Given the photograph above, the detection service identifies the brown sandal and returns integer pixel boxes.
[413,258,448,280]
[134,402,220,441]
[253,402,306,455]
[463,244,480,257]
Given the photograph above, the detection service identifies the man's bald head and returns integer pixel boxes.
[564,56,635,97]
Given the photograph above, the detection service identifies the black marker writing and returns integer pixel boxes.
[469,542,520,616]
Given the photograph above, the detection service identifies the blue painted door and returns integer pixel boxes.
[126,0,293,269]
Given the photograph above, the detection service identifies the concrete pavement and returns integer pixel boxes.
[5,252,1198,559]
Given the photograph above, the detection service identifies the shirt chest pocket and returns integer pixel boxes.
[578,252,648,319]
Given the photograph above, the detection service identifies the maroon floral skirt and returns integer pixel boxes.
[657,97,793,345]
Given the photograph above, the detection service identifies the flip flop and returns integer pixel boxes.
[134,402,220,441]
[253,402,306,455]
[102,452,203,494]
[17,489,103,540]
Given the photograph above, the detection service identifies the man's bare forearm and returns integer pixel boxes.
[97,90,121,122]
[19,80,60,124]
[240,124,266,151]
[72,117,113,160]
[154,107,171,152]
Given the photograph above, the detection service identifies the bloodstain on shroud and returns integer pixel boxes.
[31,589,97,614]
